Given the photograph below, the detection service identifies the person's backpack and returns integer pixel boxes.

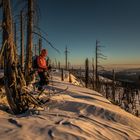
[32,55,38,69]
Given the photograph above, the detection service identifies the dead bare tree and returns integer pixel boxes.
[65,46,69,70]
[20,10,24,71]
[14,22,17,48]
[85,58,89,88]
[25,0,33,83]
[2,0,28,114]
[95,40,107,91]
[0,0,60,114]
[92,58,95,89]
[38,38,42,55]
[34,44,37,56]
[112,69,115,102]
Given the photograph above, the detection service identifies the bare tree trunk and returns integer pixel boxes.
[85,58,89,88]
[61,69,64,81]
[20,10,24,71]
[2,0,28,114]
[112,69,115,102]
[92,58,95,89]
[25,0,33,83]
[69,70,72,83]
[34,44,37,56]
[38,38,42,55]
[95,40,106,91]
[95,40,98,90]
[14,22,17,48]
[65,46,68,70]
[13,22,18,62]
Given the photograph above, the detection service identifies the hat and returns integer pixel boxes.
[41,49,47,56]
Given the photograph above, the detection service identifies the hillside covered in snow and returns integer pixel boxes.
[0,70,140,140]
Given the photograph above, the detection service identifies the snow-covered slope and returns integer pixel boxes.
[0,70,140,140]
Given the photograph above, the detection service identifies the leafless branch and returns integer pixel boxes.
[33,25,48,36]
[32,31,60,54]
[98,56,107,60]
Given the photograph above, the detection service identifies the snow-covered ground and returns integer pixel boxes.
[0,70,140,140]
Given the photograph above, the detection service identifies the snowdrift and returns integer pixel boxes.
[0,70,140,140]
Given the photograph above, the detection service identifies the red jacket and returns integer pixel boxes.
[37,55,48,72]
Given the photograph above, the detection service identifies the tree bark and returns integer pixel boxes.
[20,10,24,71]
[2,0,28,114]
[85,58,89,88]
[25,0,33,83]
[38,38,42,55]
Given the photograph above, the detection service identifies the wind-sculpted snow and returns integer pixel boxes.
[0,70,140,140]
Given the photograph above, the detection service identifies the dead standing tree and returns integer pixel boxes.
[2,0,28,114]
[85,58,89,88]
[65,46,69,70]
[20,10,24,71]
[25,0,33,83]
[95,40,107,91]
[0,0,60,114]
[92,58,95,89]
[38,38,42,55]
[34,44,37,56]
[112,69,116,102]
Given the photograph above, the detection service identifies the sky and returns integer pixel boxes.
[37,0,140,68]
[1,0,140,69]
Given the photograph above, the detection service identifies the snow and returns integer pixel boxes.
[0,70,140,140]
